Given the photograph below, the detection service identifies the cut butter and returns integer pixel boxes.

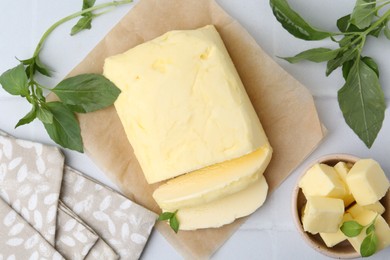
[172,175,268,230]
[103,25,269,184]
[153,143,271,211]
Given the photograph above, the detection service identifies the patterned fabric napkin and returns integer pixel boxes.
[0,131,157,259]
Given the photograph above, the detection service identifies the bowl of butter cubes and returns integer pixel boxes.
[292,154,390,258]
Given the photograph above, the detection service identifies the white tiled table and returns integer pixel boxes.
[1,1,389,259]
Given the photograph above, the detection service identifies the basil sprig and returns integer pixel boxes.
[340,215,379,257]
[270,0,390,148]
[0,0,132,152]
[158,210,180,233]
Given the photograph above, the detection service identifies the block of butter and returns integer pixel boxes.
[153,143,271,211]
[104,25,269,184]
[346,159,390,205]
[334,162,355,207]
[301,196,344,234]
[347,201,385,218]
[299,163,346,199]
[320,213,353,247]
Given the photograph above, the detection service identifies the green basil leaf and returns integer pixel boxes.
[360,232,378,257]
[15,105,37,128]
[169,215,179,233]
[52,74,121,113]
[350,0,376,29]
[83,0,96,9]
[337,14,365,33]
[340,220,364,237]
[34,56,52,77]
[70,0,96,36]
[269,0,332,40]
[342,60,354,80]
[158,212,174,221]
[37,106,53,124]
[0,64,29,96]
[366,223,376,235]
[361,56,379,77]
[17,57,35,66]
[338,59,385,148]
[43,102,83,152]
[326,48,357,76]
[281,48,339,63]
[70,14,93,36]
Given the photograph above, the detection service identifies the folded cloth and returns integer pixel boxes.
[0,197,64,260]
[0,131,157,259]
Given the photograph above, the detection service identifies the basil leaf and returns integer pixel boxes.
[269,0,332,40]
[158,212,174,221]
[36,106,53,124]
[340,220,364,237]
[71,14,93,36]
[326,48,357,76]
[15,105,37,128]
[361,56,379,77]
[52,74,120,113]
[34,56,52,77]
[350,0,376,29]
[0,64,29,96]
[169,215,179,233]
[43,102,83,152]
[281,48,339,63]
[71,0,96,36]
[338,59,385,148]
[342,60,354,80]
[360,232,378,257]
[366,223,376,235]
[337,14,364,33]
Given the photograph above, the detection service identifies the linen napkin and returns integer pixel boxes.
[0,130,157,259]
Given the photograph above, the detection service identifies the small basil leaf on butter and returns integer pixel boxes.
[158,212,174,221]
[169,215,179,233]
[360,232,378,257]
[43,102,83,152]
[281,48,339,63]
[0,64,29,96]
[341,220,364,237]
[52,74,121,113]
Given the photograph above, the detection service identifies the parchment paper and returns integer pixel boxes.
[62,0,326,258]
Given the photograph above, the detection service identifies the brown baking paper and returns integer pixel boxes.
[61,0,325,258]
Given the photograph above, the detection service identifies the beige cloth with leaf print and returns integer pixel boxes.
[0,131,157,259]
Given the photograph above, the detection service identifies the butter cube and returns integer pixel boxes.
[320,213,353,247]
[299,163,346,199]
[348,210,390,254]
[104,25,270,183]
[334,162,355,207]
[347,202,385,218]
[301,197,344,234]
[346,159,390,205]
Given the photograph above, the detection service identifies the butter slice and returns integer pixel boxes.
[173,175,268,230]
[346,159,390,205]
[348,210,390,254]
[320,213,353,247]
[301,196,344,234]
[104,25,269,183]
[153,143,271,211]
[347,201,385,218]
[299,163,346,199]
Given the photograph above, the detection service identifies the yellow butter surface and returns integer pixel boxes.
[104,25,269,183]
[153,143,271,211]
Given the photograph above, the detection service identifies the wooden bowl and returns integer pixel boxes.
[292,154,390,258]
